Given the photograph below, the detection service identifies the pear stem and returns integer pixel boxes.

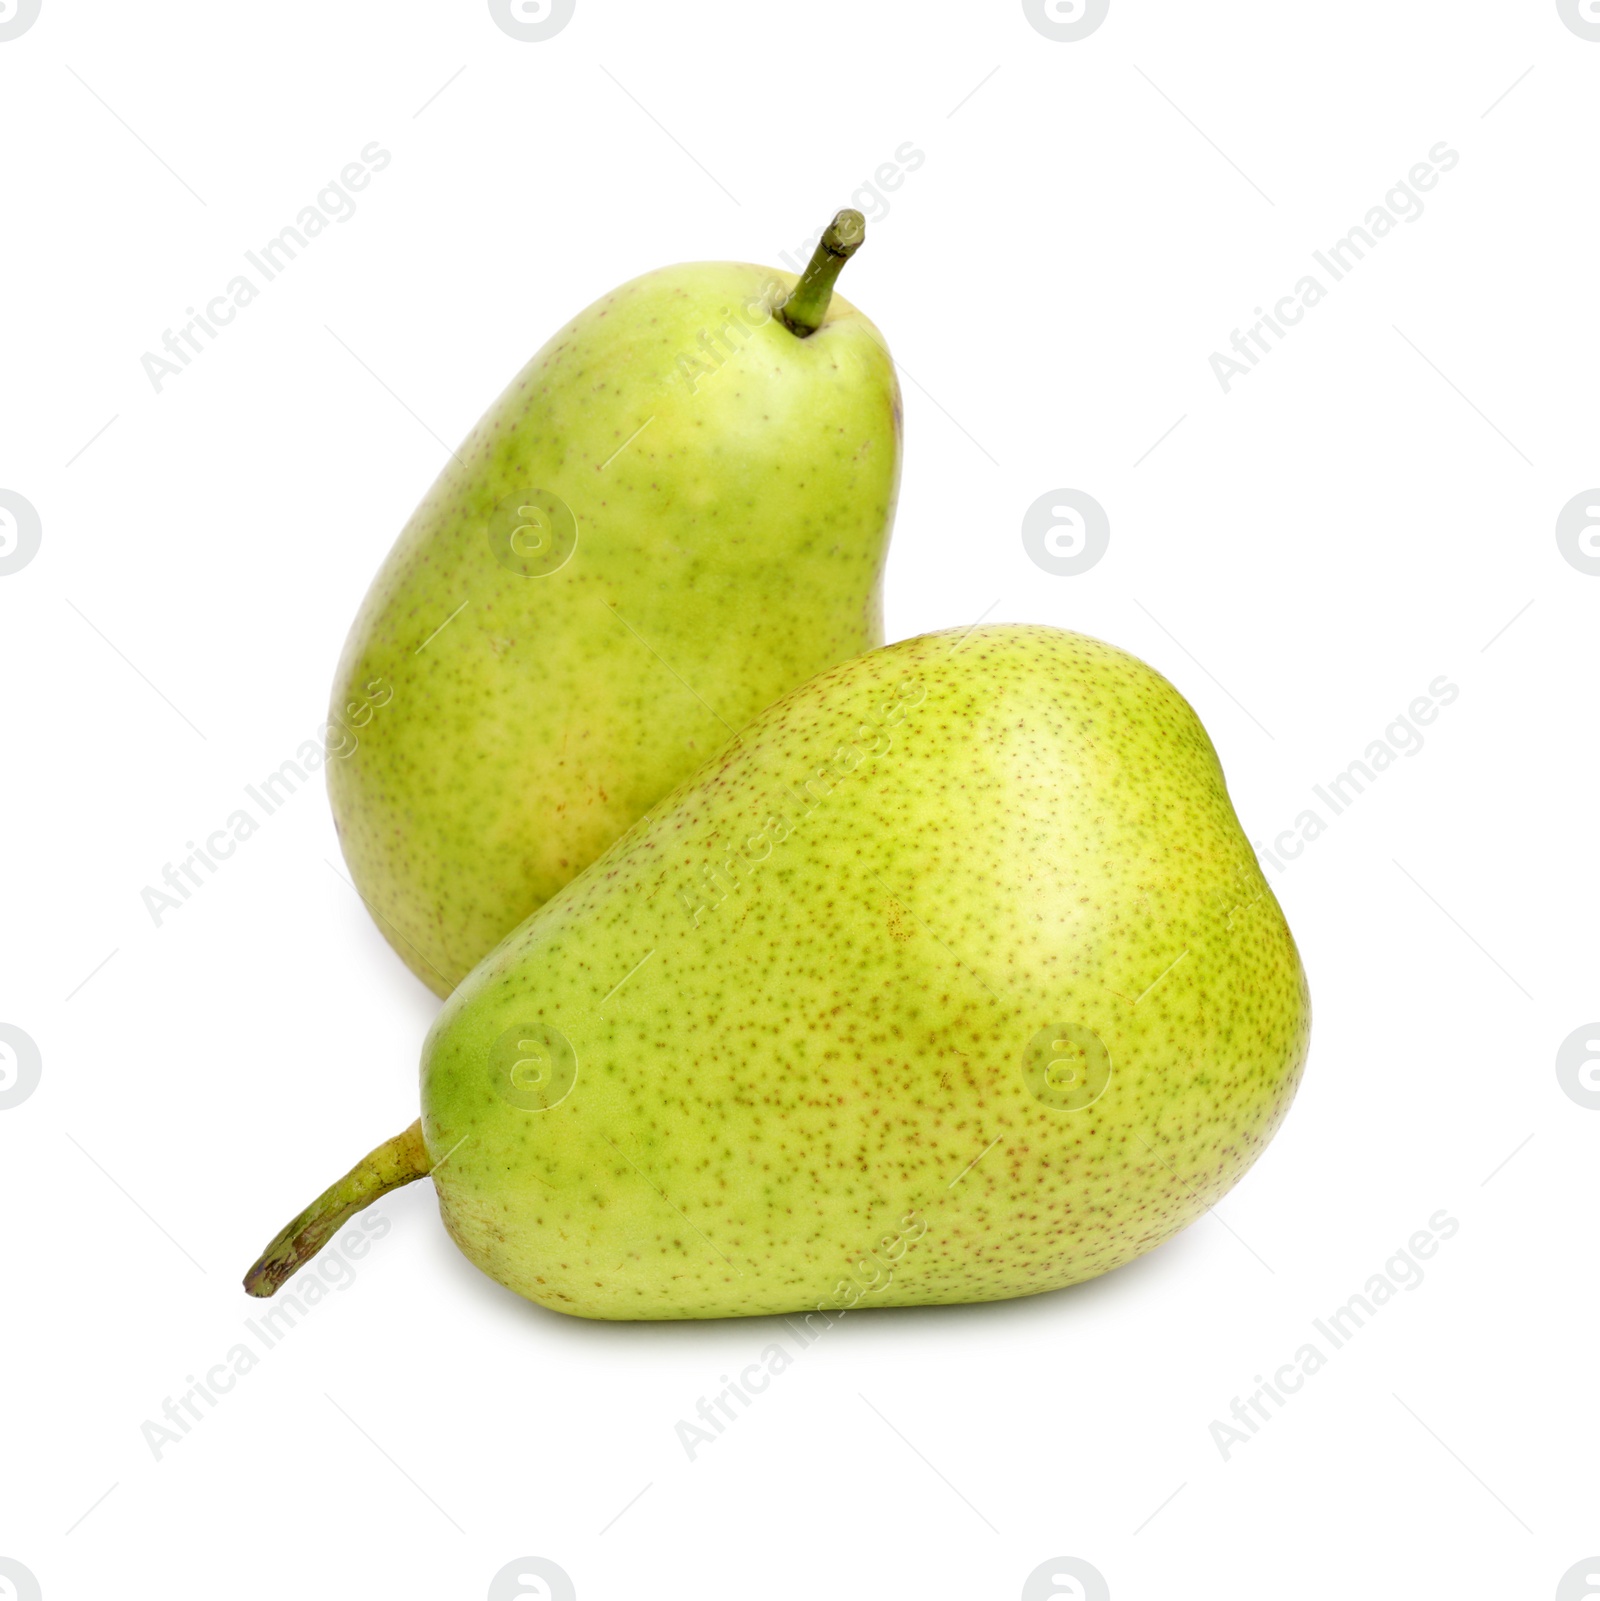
[243,1120,432,1298]
[776,209,866,337]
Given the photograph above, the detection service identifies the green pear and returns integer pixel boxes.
[328,210,900,994]
[248,625,1310,1318]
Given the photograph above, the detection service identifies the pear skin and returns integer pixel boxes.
[329,217,900,994]
[251,626,1310,1320]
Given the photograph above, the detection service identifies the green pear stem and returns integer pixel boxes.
[776,209,866,337]
[243,1120,432,1298]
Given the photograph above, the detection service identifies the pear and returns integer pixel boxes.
[328,210,900,994]
[249,626,1310,1318]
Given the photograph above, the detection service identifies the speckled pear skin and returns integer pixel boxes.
[419,625,1310,1320]
[328,260,901,994]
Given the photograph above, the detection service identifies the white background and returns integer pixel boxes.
[2,2,1596,1598]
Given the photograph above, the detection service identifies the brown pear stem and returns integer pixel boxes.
[243,1120,432,1298]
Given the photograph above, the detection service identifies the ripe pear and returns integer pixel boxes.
[328,211,900,994]
[248,626,1310,1318]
